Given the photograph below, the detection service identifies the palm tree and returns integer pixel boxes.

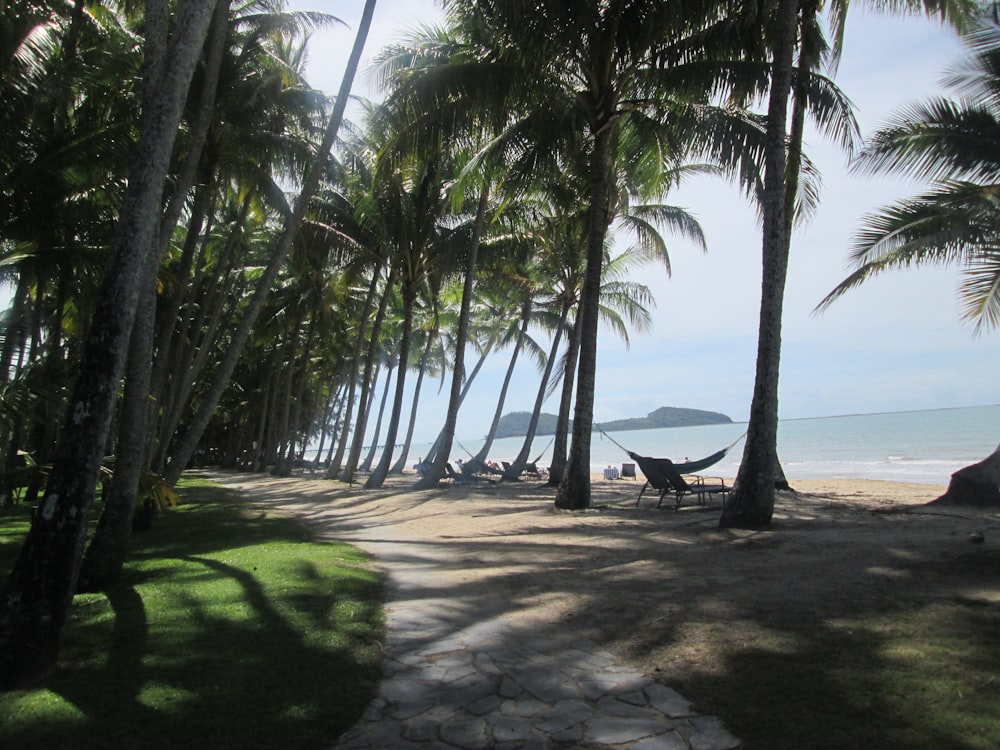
[721,0,973,528]
[0,0,221,689]
[164,0,377,487]
[818,6,1000,505]
[434,0,769,509]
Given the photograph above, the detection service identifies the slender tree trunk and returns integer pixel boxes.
[556,127,614,510]
[77,0,232,592]
[473,299,531,464]
[340,270,394,483]
[391,331,435,474]
[0,0,218,689]
[327,269,381,478]
[164,0,378,486]
[423,344,492,465]
[360,354,395,473]
[720,0,799,529]
[509,301,568,476]
[417,187,489,487]
[548,307,581,486]
[365,287,415,489]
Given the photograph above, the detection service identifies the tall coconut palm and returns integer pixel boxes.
[435,0,769,509]
[721,0,973,529]
[818,6,1000,505]
[0,0,220,689]
[164,0,377,486]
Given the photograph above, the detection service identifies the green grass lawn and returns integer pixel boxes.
[0,477,384,750]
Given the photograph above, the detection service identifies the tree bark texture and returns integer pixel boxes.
[932,445,1000,506]
[0,0,218,689]
[719,0,799,529]
[556,127,613,510]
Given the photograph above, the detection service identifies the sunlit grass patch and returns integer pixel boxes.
[0,477,384,750]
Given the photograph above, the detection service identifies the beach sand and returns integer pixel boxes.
[205,468,1000,691]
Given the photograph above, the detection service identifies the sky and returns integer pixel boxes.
[290,1,999,445]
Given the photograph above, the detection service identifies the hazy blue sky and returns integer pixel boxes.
[290,1,998,445]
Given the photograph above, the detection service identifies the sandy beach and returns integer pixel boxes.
[205,468,1000,690]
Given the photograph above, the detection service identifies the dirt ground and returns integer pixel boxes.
[212,469,1000,682]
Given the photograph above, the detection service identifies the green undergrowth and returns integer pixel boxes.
[0,476,385,750]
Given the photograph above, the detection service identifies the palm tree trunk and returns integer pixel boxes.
[509,301,568,475]
[360,353,395,472]
[76,1,232,592]
[932,444,1000,506]
[416,187,489,488]
[365,285,416,489]
[339,269,394,483]
[556,127,614,510]
[720,0,799,529]
[473,299,531,464]
[0,0,218,689]
[164,0,377,487]
[327,267,382,477]
[391,330,435,474]
[548,307,582,486]
[423,343,492,465]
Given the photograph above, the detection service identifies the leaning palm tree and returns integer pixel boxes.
[0,0,220,689]
[819,6,1000,505]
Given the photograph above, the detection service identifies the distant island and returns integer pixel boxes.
[495,406,732,439]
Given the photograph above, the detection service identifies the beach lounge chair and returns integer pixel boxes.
[632,455,676,507]
[446,462,474,484]
[621,462,636,480]
[660,460,730,510]
[525,462,543,479]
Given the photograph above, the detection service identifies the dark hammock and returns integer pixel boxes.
[628,448,731,475]
[596,425,745,475]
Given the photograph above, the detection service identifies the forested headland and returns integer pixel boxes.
[496,406,732,438]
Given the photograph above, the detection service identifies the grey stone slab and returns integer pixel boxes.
[473,652,503,675]
[388,697,437,720]
[646,683,695,717]
[586,716,671,745]
[401,717,438,742]
[631,731,692,750]
[499,675,522,698]
[513,668,584,702]
[689,717,741,750]
[595,694,665,720]
[439,717,490,750]
[493,716,534,743]
[464,693,503,716]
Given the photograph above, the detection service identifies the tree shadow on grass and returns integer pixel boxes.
[0,490,383,750]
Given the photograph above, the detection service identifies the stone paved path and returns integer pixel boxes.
[206,472,741,750]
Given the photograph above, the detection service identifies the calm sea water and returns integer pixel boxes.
[434,405,1000,485]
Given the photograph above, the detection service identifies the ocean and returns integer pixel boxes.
[434,405,1000,485]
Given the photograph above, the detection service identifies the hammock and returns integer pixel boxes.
[597,425,745,475]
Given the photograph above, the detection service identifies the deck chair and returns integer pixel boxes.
[621,462,636,480]
[660,460,730,510]
[632,455,676,507]
[525,461,543,478]
[445,462,473,484]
